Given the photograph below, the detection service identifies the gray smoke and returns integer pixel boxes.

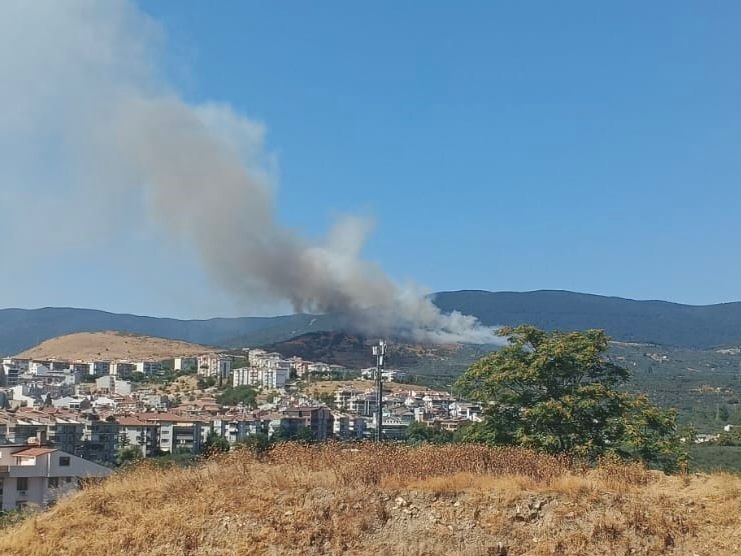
[0,0,499,344]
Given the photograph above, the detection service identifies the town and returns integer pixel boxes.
[0,345,483,488]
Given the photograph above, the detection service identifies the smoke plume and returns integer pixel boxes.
[0,1,498,344]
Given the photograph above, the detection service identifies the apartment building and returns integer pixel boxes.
[197,355,232,380]
[232,366,289,390]
[280,407,334,441]
[138,413,205,454]
[116,417,160,457]
[0,444,111,511]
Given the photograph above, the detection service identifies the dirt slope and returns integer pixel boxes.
[15,331,214,361]
[0,444,739,555]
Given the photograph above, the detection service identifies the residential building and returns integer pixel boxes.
[280,407,334,440]
[232,367,289,390]
[197,355,232,380]
[173,357,197,372]
[116,417,160,457]
[0,444,112,511]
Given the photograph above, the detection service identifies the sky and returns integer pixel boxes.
[1,1,740,318]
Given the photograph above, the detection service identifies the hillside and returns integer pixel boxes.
[265,333,741,433]
[433,290,741,349]
[6,290,741,355]
[0,307,338,356]
[15,331,214,361]
[263,331,464,369]
[0,444,738,555]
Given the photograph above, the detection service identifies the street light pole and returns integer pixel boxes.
[372,340,386,442]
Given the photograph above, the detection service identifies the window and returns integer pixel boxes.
[16,477,28,491]
[65,477,72,483]
[59,456,70,467]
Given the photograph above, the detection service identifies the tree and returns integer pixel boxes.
[405,421,455,444]
[203,431,230,456]
[237,433,272,456]
[116,445,143,467]
[455,325,686,471]
[272,426,315,443]
[216,386,257,408]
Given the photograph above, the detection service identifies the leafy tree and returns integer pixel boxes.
[216,386,257,408]
[405,421,455,444]
[272,426,316,443]
[203,431,230,456]
[116,446,143,467]
[197,376,217,390]
[455,325,686,471]
[237,433,272,456]
[715,427,741,446]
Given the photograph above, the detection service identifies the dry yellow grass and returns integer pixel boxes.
[16,331,215,361]
[1,444,739,555]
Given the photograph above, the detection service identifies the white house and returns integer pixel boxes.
[0,444,112,511]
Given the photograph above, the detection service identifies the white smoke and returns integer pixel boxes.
[0,0,499,344]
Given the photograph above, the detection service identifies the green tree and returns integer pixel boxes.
[116,446,143,467]
[455,325,686,472]
[272,426,315,443]
[405,421,455,444]
[237,432,272,456]
[216,386,257,408]
[203,431,231,456]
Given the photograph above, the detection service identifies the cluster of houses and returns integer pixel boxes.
[0,346,489,511]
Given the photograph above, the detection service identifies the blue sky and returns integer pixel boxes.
[2,1,740,317]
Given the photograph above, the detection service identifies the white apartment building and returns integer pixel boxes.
[95,375,134,396]
[134,361,163,376]
[197,355,232,379]
[232,367,289,390]
[173,357,197,372]
[0,444,112,511]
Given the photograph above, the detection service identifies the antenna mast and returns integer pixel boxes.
[372,340,386,442]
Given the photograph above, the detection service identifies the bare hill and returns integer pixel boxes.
[15,331,214,361]
[0,444,738,555]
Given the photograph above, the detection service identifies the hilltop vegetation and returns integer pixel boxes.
[433,290,741,348]
[0,443,739,555]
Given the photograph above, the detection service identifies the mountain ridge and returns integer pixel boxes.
[4,290,741,355]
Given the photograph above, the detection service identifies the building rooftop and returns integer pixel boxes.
[12,447,58,457]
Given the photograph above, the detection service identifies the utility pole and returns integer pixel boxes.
[373,340,386,442]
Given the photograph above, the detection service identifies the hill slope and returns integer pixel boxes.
[15,331,214,361]
[0,307,338,356]
[0,444,738,555]
[263,331,463,369]
[4,290,741,355]
[433,290,741,348]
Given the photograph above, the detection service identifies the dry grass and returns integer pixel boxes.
[0,444,739,555]
[16,331,214,360]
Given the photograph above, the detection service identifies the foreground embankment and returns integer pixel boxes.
[0,443,739,555]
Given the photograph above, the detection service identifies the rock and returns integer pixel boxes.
[395,496,408,507]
